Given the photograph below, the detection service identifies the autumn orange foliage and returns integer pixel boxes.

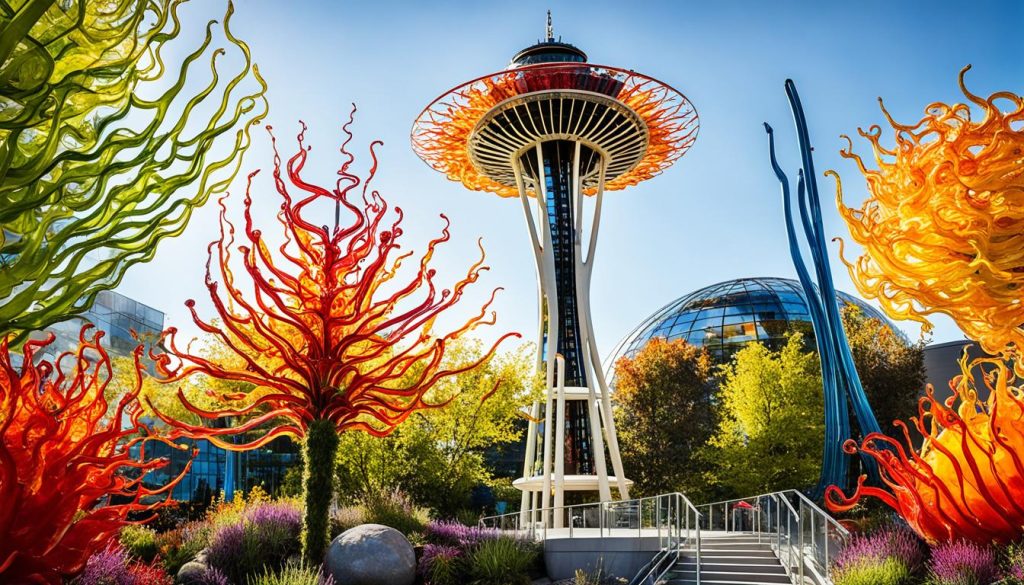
[0,328,190,584]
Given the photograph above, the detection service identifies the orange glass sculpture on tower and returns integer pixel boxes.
[412,13,698,528]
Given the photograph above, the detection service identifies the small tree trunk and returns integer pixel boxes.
[301,418,340,565]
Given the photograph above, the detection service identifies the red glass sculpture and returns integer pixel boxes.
[147,115,519,561]
[827,356,1024,544]
[150,118,519,443]
[0,328,191,584]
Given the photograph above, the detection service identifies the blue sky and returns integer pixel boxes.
[117,0,1024,360]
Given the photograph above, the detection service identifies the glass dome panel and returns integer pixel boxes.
[606,277,905,379]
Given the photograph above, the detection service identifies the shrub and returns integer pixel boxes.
[206,500,303,584]
[572,560,627,585]
[832,523,925,585]
[330,505,366,538]
[1003,542,1024,584]
[835,557,912,585]
[73,546,134,585]
[196,567,231,585]
[72,545,173,585]
[156,521,211,575]
[928,540,1000,585]
[418,544,463,585]
[363,488,428,536]
[126,560,175,585]
[119,525,159,563]
[246,561,335,585]
[466,536,538,585]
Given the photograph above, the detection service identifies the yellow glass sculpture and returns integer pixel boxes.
[836,66,1024,359]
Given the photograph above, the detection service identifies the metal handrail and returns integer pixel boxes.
[697,490,849,585]
[480,492,703,585]
[789,489,850,536]
[777,492,800,519]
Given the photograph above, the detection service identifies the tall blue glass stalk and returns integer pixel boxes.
[765,80,882,498]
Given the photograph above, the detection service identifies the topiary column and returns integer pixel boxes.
[301,419,340,565]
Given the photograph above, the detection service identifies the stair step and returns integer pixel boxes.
[677,558,782,567]
[668,570,791,583]
[674,563,786,574]
[667,577,794,581]
[679,550,780,559]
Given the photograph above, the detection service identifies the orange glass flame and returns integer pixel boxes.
[412,63,699,197]
[0,328,191,584]
[835,66,1024,359]
[150,115,520,446]
[827,355,1024,544]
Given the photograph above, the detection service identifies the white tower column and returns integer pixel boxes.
[510,140,631,527]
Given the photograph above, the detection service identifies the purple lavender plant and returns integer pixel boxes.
[928,540,1000,585]
[206,501,304,584]
[245,501,302,535]
[196,567,230,585]
[833,524,926,574]
[418,544,463,585]
[425,520,500,548]
[73,545,134,585]
[206,522,245,567]
[419,544,462,574]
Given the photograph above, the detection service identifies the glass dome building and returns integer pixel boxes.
[606,277,898,370]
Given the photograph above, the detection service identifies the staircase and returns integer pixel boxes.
[664,533,791,585]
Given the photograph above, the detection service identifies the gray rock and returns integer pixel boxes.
[176,561,209,585]
[326,523,416,585]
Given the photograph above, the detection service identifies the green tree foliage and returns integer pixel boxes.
[0,0,267,342]
[612,338,718,500]
[334,339,539,517]
[706,332,824,496]
[841,305,927,432]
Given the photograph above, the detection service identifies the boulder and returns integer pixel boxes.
[176,561,209,585]
[326,523,416,585]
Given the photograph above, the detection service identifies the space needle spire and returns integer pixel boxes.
[412,17,699,528]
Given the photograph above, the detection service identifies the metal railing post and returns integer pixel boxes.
[799,500,805,583]
[657,497,662,543]
[696,520,701,585]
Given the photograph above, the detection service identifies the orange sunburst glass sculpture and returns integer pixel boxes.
[835,66,1024,361]
[827,68,1024,543]
[0,328,191,584]
[827,356,1024,544]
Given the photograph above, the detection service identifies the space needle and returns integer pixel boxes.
[411,12,699,527]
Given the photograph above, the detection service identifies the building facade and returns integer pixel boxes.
[30,289,299,502]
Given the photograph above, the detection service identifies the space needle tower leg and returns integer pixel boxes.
[575,154,631,502]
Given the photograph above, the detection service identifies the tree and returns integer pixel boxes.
[706,332,824,497]
[149,120,517,564]
[613,338,717,500]
[334,339,540,517]
[0,0,267,343]
[841,305,927,433]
